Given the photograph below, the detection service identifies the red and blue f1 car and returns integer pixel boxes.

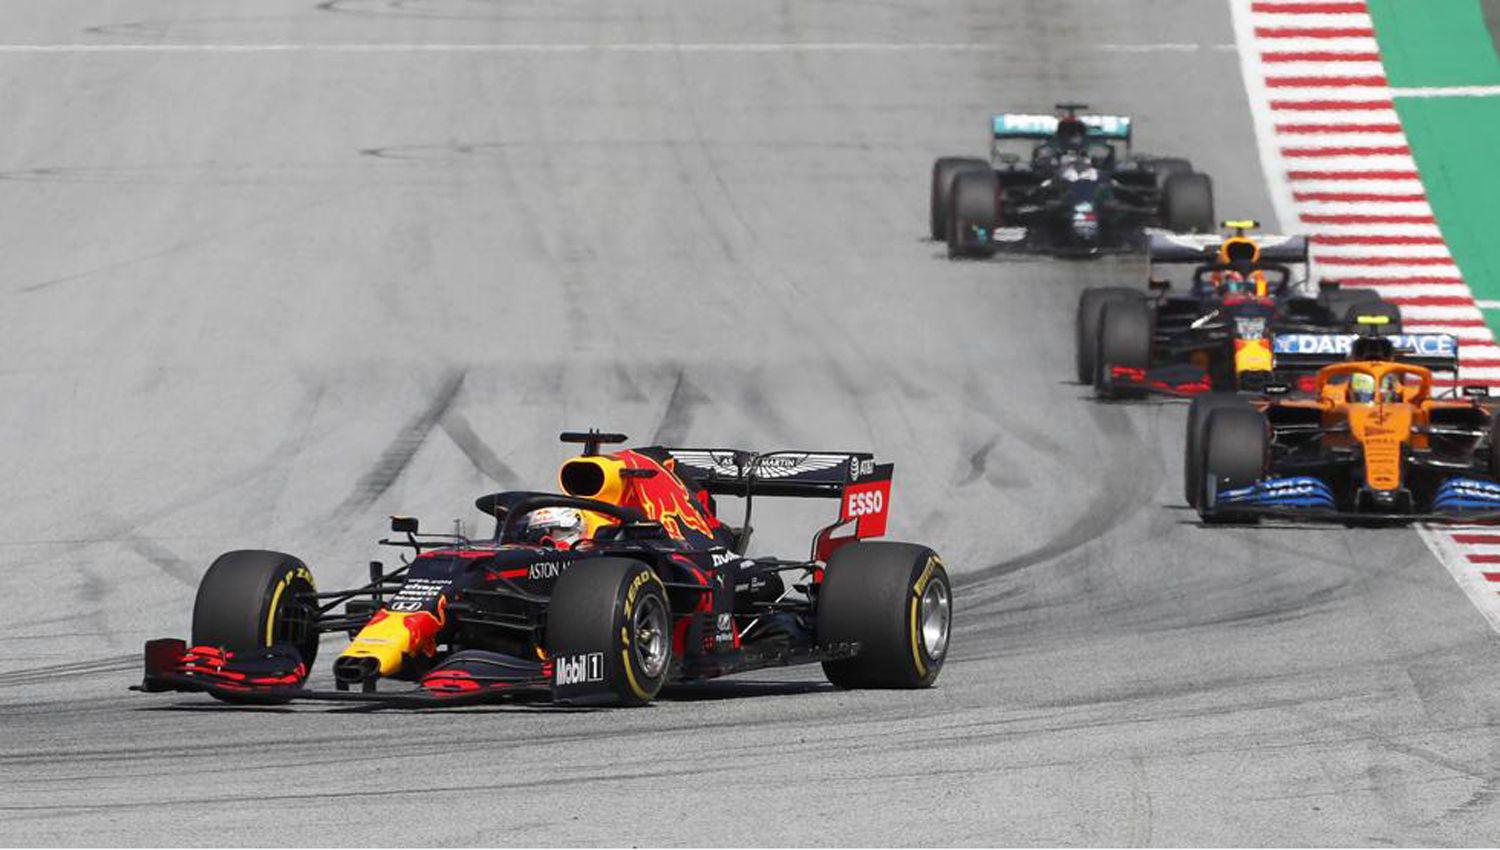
[136,431,953,706]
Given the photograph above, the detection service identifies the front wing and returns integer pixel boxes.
[1205,475,1500,525]
[136,639,552,706]
[1097,362,1213,398]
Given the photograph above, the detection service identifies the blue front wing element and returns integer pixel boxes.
[1215,476,1336,509]
[1434,478,1500,512]
[1218,475,1500,515]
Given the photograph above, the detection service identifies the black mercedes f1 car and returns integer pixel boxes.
[136,431,952,706]
[931,104,1215,257]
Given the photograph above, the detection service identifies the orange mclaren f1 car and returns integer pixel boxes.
[1187,333,1500,524]
[136,431,952,706]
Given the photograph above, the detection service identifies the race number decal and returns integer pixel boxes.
[841,478,892,537]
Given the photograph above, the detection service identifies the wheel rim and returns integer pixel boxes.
[632,593,669,679]
[919,578,951,660]
[274,579,317,658]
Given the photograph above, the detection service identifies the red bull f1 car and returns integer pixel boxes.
[136,432,952,706]
[931,104,1215,257]
[1188,334,1500,524]
[1078,223,1404,399]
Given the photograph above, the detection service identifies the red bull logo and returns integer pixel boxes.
[617,451,717,541]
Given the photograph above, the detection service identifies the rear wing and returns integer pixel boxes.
[662,448,889,498]
[1271,333,1460,373]
[1147,233,1310,265]
[991,113,1132,141]
[662,448,893,559]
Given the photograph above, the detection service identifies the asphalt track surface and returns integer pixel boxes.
[3,1,1500,845]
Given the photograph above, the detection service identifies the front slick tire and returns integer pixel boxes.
[1094,297,1153,399]
[818,542,951,689]
[191,549,319,665]
[547,558,672,706]
[947,169,1000,258]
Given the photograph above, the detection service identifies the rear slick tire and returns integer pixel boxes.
[818,542,951,689]
[1163,172,1214,234]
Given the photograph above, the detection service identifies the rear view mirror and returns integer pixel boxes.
[1148,277,1170,291]
[390,515,419,534]
[996,152,1020,165]
[1463,385,1491,399]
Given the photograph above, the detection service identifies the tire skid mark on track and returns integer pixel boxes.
[14,190,368,296]
[119,535,197,588]
[647,367,710,447]
[957,402,1162,590]
[329,368,466,519]
[731,372,800,444]
[0,654,138,689]
[954,434,1005,489]
[1432,719,1500,825]
[437,411,523,488]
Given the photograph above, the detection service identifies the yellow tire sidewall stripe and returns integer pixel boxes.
[620,569,666,701]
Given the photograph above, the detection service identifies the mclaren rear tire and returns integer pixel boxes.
[546,558,672,706]
[1076,287,1140,385]
[818,542,951,689]
[931,157,989,241]
[191,550,320,666]
[1199,407,1268,524]
[1163,172,1215,234]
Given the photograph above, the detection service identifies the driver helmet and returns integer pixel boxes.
[1056,117,1088,151]
[1220,238,1260,277]
[1349,372,1377,403]
[527,506,586,548]
[1219,270,1252,295]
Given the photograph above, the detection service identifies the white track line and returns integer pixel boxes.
[1391,85,1500,98]
[0,41,1239,54]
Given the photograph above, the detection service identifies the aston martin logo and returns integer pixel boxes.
[670,450,850,480]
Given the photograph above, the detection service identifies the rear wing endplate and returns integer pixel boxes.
[991,113,1131,141]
